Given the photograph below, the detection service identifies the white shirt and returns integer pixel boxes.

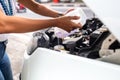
[0,0,16,41]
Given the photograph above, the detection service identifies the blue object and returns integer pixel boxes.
[0,0,13,15]
[0,41,13,80]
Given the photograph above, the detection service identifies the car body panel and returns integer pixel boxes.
[21,48,120,80]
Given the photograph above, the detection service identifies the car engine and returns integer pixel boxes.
[27,17,120,60]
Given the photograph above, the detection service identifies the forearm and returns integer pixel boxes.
[18,0,63,17]
[0,15,55,33]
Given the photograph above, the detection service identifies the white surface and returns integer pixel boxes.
[21,48,120,80]
[83,0,120,41]
[0,34,7,41]
[54,7,88,38]
[65,8,87,26]
[40,0,49,2]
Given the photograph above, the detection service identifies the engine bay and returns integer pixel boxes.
[27,16,120,63]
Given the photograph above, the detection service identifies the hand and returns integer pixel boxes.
[64,8,74,15]
[55,16,82,32]
[58,8,74,17]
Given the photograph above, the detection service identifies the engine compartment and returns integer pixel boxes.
[27,17,120,62]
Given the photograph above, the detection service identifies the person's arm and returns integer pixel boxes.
[0,10,81,33]
[18,0,63,17]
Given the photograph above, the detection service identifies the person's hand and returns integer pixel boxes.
[64,8,74,15]
[54,16,82,32]
[58,8,74,17]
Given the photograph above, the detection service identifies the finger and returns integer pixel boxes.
[72,22,82,29]
[66,26,74,32]
[68,16,80,20]
[65,8,74,14]
[78,22,82,28]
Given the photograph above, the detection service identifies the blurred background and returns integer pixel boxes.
[35,0,82,3]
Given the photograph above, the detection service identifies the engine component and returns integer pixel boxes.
[27,18,120,59]
[27,32,50,55]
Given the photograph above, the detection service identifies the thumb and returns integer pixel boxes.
[64,8,74,15]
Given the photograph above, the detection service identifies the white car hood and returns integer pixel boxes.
[83,0,120,41]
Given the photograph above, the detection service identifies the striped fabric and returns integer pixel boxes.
[0,0,13,15]
[0,0,16,41]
